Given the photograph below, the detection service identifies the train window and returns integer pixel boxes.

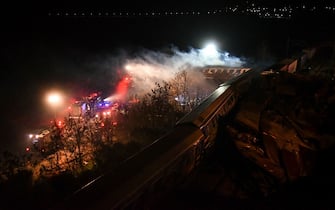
[202,126,209,136]
[223,106,227,114]
[212,120,216,128]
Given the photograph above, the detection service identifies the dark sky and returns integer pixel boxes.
[2,1,335,152]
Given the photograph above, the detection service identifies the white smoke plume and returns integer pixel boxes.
[122,46,245,98]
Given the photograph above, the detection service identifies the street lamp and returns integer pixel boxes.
[46,91,63,120]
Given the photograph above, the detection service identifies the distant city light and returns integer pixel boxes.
[47,3,335,20]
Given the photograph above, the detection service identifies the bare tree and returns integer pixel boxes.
[170,70,190,112]
[49,121,63,170]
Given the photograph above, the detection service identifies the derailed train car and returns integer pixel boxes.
[54,67,263,210]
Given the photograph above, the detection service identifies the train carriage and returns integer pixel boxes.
[53,67,264,210]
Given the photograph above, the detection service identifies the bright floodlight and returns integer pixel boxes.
[202,42,218,56]
[46,92,63,107]
[125,64,132,71]
[46,91,64,119]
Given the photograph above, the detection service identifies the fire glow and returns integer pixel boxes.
[105,75,132,102]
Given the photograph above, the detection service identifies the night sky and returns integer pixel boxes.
[2,1,334,152]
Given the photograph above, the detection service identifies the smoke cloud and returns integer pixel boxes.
[120,46,245,98]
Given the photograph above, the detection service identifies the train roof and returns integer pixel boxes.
[176,84,231,127]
